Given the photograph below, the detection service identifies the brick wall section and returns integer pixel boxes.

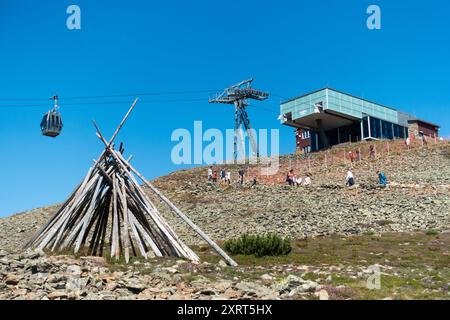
[295,128,311,151]
[408,121,439,138]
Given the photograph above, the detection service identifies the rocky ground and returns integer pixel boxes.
[1,231,449,300]
[0,139,449,300]
[0,250,304,300]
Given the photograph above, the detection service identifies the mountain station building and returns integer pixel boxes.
[280,88,440,153]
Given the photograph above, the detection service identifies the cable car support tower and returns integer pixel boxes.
[208,79,269,160]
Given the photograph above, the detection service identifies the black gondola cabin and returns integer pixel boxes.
[41,95,63,137]
[41,110,63,137]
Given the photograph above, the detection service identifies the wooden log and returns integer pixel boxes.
[124,177,185,256]
[106,149,194,258]
[49,167,98,250]
[98,195,111,257]
[94,160,114,185]
[111,175,120,259]
[89,193,111,255]
[92,98,138,149]
[61,175,104,250]
[127,209,148,259]
[126,194,174,255]
[128,213,163,257]
[118,176,131,263]
[74,177,107,253]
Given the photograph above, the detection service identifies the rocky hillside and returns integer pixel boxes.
[0,139,449,300]
[147,139,450,245]
[0,140,449,253]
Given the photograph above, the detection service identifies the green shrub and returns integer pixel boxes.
[425,229,439,236]
[223,234,292,257]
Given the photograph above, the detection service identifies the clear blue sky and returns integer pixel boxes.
[0,0,449,216]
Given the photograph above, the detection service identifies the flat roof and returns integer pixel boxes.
[281,87,400,113]
[408,118,440,128]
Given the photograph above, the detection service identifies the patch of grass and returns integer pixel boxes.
[221,267,246,279]
[425,229,439,236]
[346,274,448,300]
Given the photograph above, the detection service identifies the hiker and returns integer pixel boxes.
[251,176,257,188]
[225,171,231,184]
[348,151,355,163]
[377,169,388,187]
[286,169,295,186]
[303,174,311,186]
[422,134,428,146]
[207,166,213,181]
[345,169,355,187]
[220,168,226,183]
[212,170,218,183]
[238,169,245,185]
[369,145,376,159]
[355,149,361,161]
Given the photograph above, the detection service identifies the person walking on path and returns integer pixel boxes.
[207,166,213,181]
[377,169,388,187]
[355,149,362,162]
[369,145,376,159]
[348,151,355,163]
[345,169,355,187]
[422,134,428,146]
[238,169,245,185]
[225,171,231,184]
[251,176,257,188]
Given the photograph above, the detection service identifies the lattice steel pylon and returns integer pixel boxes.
[208,79,269,160]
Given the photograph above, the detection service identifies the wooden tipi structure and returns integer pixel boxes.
[26,99,237,266]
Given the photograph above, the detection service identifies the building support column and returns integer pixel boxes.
[315,119,329,148]
[380,119,383,139]
[360,120,364,141]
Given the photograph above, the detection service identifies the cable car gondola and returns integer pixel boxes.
[41,95,63,137]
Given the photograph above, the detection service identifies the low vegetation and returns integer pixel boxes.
[197,231,450,299]
[223,234,292,257]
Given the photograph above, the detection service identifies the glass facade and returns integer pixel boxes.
[281,88,412,153]
[362,116,370,139]
[326,89,398,124]
[280,89,327,121]
[362,115,407,140]
[281,88,402,125]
